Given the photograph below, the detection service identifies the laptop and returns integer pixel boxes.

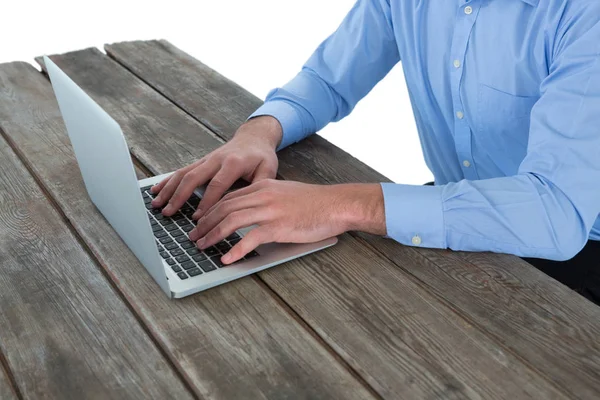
[44,56,337,299]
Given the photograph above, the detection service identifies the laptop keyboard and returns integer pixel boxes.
[140,185,259,280]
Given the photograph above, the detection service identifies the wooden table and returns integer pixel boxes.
[0,40,599,400]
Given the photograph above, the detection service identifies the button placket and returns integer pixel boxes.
[450,0,481,180]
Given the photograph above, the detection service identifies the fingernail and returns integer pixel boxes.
[163,205,172,214]
[222,253,232,264]
[188,229,198,241]
[196,238,205,248]
[193,208,203,220]
[151,197,160,205]
[150,185,158,193]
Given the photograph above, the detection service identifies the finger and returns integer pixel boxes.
[151,159,204,205]
[189,193,264,241]
[162,163,219,216]
[193,163,244,219]
[196,209,264,250]
[252,161,277,183]
[222,227,270,264]
[208,179,268,208]
[150,174,172,194]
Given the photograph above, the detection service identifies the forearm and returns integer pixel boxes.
[382,172,597,261]
[329,183,386,236]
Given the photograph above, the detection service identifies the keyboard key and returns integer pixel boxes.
[198,260,216,273]
[150,219,158,226]
[165,242,178,251]
[180,241,195,249]
[226,232,240,241]
[154,230,168,238]
[140,185,153,192]
[210,256,225,268]
[159,217,174,225]
[150,208,162,215]
[143,197,152,204]
[186,248,200,256]
[188,267,202,277]
[171,265,182,272]
[229,238,241,246]
[145,203,154,209]
[177,272,188,280]
[166,258,176,266]
[171,248,184,257]
[157,245,164,252]
[176,236,191,244]
[205,247,220,257]
[159,251,169,259]
[181,261,196,270]
[215,242,231,252]
[188,195,201,207]
[171,230,184,237]
[172,212,185,220]
[182,209,195,218]
[164,224,179,231]
[182,225,194,232]
[175,255,191,263]
[176,219,191,226]
[154,213,165,220]
[152,225,163,232]
[159,236,173,244]
[192,253,207,262]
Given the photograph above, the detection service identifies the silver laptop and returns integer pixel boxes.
[44,56,337,299]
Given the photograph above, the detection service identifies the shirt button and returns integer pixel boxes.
[463,160,471,168]
[453,59,461,68]
[464,6,473,14]
[412,235,422,246]
[456,111,464,119]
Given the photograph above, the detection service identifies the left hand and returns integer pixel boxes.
[189,179,386,264]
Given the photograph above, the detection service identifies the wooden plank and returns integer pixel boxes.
[105,39,600,398]
[43,47,573,399]
[0,81,192,399]
[0,361,17,400]
[0,61,374,400]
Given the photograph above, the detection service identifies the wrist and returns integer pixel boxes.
[329,183,386,235]
[236,116,283,151]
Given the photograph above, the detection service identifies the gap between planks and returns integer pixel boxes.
[0,124,200,400]
[0,342,22,400]
[104,50,576,398]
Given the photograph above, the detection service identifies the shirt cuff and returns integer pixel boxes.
[248,100,305,151]
[380,183,446,249]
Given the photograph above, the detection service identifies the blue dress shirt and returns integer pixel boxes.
[250,0,600,260]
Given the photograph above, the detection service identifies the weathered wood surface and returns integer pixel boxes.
[105,40,600,398]
[0,79,192,399]
[33,47,575,399]
[1,60,374,400]
[7,60,371,398]
[0,363,17,400]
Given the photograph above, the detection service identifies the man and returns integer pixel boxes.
[151,0,600,303]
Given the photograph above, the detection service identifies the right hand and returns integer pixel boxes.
[150,116,282,219]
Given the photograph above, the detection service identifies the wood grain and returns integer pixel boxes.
[0,74,192,399]
[41,46,575,399]
[105,39,600,398]
[0,61,374,399]
[0,361,17,400]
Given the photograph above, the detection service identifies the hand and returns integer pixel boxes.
[150,116,282,217]
[189,180,386,264]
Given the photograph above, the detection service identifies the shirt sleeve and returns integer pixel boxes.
[383,11,600,261]
[249,0,400,151]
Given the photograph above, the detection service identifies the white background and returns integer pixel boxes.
[1,0,432,184]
